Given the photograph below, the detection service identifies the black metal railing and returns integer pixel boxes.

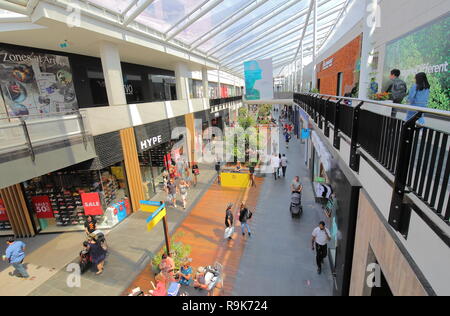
[294,93,450,229]
[209,95,243,106]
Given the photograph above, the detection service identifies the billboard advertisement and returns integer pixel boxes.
[0,47,79,117]
[244,58,274,100]
[383,14,450,111]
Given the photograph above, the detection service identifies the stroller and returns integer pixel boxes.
[79,242,91,274]
[290,192,303,218]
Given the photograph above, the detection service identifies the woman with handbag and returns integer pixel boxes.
[224,203,234,241]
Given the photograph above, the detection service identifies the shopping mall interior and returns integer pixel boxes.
[0,0,448,299]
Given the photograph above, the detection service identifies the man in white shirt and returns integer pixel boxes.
[312,221,331,275]
[271,154,281,180]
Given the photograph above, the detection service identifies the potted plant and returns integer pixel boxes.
[151,232,192,274]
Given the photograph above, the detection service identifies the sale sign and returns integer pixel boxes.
[81,193,103,216]
[0,199,8,222]
[31,196,54,219]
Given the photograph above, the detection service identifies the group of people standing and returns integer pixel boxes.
[164,158,200,210]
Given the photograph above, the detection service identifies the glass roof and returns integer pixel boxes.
[89,0,135,14]
[135,0,206,33]
[2,0,353,76]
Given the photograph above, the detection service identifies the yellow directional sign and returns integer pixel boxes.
[146,208,166,232]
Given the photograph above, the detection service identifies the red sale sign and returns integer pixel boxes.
[32,196,54,219]
[0,199,8,222]
[81,193,103,216]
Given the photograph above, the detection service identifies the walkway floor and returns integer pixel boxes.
[0,164,216,296]
[232,128,334,295]
[124,178,264,296]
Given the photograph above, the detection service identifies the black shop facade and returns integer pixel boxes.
[134,116,188,200]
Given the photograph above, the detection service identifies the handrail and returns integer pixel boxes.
[302,93,450,118]
[0,111,80,120]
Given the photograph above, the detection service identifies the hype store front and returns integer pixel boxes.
[21,162,132,233]
[136,116,188,200]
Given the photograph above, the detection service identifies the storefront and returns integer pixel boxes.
[316,35,362,96]
[0,43,177,115]
[309,129,361,296]
[135,116,189,200]
[20,131,133,233]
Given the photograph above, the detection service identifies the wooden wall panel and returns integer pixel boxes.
[120,128,145,212]
[184,113,195,165]
[0,184,35,237]
[350,190,432,296]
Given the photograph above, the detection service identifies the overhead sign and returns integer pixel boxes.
[31,195,54,219]
[244,58,274,100]
[81,192,104,216]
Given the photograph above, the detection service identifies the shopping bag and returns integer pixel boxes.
[224,227,235,239]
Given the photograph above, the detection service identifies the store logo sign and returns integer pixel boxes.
[323,58,334,70]
[140,135,163,151]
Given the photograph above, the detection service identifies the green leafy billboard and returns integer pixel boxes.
[384,14,450,111]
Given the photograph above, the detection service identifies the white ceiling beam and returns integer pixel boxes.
[165,0,224,41]
[190,0,270,50]
[0,1,28,14]
[206,0,303,57]
[121,0,139,17]
[293,0,315,61]
[123,0,156,26]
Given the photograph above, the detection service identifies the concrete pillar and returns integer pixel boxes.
[202,67,209,99]
[174,62,191,100]
[99,41,126,106]
[359,0,378,99]
[217,68,221,98]
[300,43,304,92]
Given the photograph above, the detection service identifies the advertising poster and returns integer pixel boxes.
[383,15,450,111]
[81,192,104,216]
[0,199,8,222]
[0,47,79,117]
[31,195,54,219]
[244,58,274,100]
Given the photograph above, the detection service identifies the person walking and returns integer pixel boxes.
[271,154,280,180]
[225,203,234,241]
[406,72,431,125]
[384,69,408,104]
[239,203,252,237]
[192,163,200,187]
[3,238,29,278]
[179,179,189,210]
[88,238,107,275]
[167,178,178,208]
[285,131,292,149]
[249,162,256,187]
[215,160,222,185]
[312,221,331,275]
[291,176,303,193]
[281,154,288,178]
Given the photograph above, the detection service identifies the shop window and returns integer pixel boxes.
[124,74,144,104]
[22,162,131,233]
[149,74,176,101]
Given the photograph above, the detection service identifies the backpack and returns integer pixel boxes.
[248,210,253,219]
[391,79,407,102]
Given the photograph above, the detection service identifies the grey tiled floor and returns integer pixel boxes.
[232,129,334,296]
[27,164,217,296]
